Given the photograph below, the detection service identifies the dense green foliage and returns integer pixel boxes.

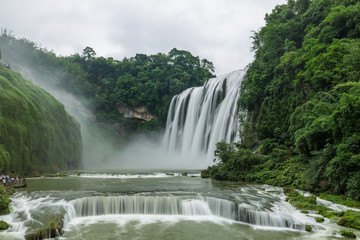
[209,0,360,201]
[0,186,10,215]
[0,65,82,174]
[0,32,215,129]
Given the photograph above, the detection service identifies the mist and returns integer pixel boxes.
[1,47,211,170]
[15,62,126,169]
[99,135,209,170]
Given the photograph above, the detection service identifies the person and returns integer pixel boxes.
[5,175,9,186]
[16,176,19,184]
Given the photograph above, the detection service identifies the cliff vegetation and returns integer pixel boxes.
[0,64,82,175]
[209,0,360,202]
[0,32,215,133]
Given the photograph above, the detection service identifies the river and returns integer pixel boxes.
[0,170,358,239]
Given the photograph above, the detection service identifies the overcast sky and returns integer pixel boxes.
[0,0,286,75]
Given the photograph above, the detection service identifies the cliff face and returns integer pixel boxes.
[118,106,157,122]
[0,65,82,174]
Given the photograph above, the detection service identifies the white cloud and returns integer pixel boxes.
[0,0,286,75]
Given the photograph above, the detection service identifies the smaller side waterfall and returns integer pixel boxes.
[238,208,303,230]
[67,195,310,230]
[161,70,244,166]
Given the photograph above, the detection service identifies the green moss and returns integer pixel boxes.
[305,225,312,232]
[340,230,356,238]
[0,220,9,230]
[319,210,344,219]
[285,189,329,212]
[284,189,360,232]
[319,210,360,230]
[50,221,56,230]
[0,186,10,214]
[337,210,360,229]
[318,194,360,208]
[0,65,82,174]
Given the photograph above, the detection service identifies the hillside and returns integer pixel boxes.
[0,33,215,135]
[0,64,82,174]
[209,0,360,201]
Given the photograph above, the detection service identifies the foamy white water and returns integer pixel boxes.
[1,172,359,240]
[162,70,243,167]
[75,173,172,179]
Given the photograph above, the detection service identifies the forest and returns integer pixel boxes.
[0,33,215,133]
[209,0,360,201]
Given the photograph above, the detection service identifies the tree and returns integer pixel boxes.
[82,46,96,60]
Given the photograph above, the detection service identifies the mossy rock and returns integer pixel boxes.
[285,190,329,212]
[200,169,211,178]
[0,220,10,230]
[0,186,11,215]
[340,230,356,238]
[337,210,360,229]
[330,217,340,223]
[25,219,64,240]
[319,194,360,209]
[315,217,325,223]
[320,210,344,219]
[50,221,56,230]
[307,195,317,205]
[25,229,46,240]
[283,187,296,195]
[305,225,312,232]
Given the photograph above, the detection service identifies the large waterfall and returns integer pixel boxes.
[162,70,244,166]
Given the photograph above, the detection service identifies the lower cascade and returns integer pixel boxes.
[66,195,309,230]
[162,70,244,165]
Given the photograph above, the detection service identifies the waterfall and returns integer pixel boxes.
[67,195,308,230]
[162,70,244,166]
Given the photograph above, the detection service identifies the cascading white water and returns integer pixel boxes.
[162,70,244,166]
[72,196,212,217]
[66,195,307,230]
